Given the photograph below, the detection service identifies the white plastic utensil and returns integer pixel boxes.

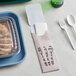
[59,20,76,50]
[25,4,45,34]
[67,15,76,33]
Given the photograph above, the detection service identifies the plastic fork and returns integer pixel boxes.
[59,20,76,50]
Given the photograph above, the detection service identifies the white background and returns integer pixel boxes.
[0,0,76,76]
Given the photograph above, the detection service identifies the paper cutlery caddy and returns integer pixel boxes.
[32,31,59,72]
[31,23,59,73]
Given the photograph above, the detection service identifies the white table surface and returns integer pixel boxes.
[0,0,76,76]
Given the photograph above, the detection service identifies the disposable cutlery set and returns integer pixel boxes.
[26,4,59,73]
[59,15,76,50]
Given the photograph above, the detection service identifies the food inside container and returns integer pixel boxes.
[0,22,13,55]
[0,17,20,58]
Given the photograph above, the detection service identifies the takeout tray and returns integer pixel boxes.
[0,12,26,67]
[0,0,31,5]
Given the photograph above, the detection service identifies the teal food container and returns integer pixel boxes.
[0,0,31,5]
